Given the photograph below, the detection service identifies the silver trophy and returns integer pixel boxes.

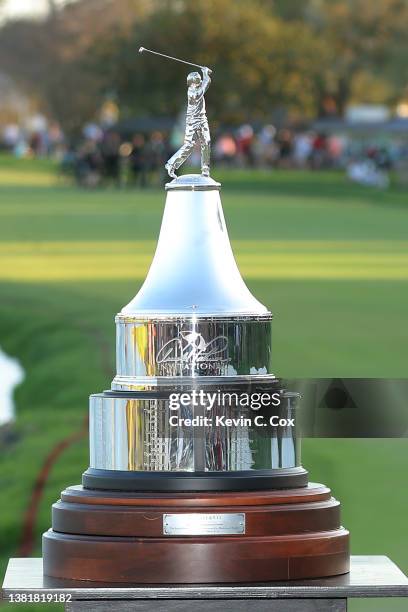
[42,54,350,585]
[82,49,307,491]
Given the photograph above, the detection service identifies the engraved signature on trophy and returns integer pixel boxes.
[156,331,229,373]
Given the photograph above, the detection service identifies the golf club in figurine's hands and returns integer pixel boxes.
[139,46,213,178]
[42,49,349,583]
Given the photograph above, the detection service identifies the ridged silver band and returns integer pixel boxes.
[165,175,221,191]
[165,183,221,191]
[89,391,300,472]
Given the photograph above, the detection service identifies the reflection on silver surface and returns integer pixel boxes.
[163,513,245,536]
[89,392,300,472]
[89,395,194,471]
[166,174,220,191]
[121,177,269,316]
[87,175,304,479]
[113,315,272,389]
[165,65,212,179]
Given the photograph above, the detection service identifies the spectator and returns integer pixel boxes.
[236,124,254,166]
[214,133,237,166]
[100,131,121,186]
[129,134,147,187]
[310,132,329,169]
[293,132,313,168]
[76,140,103,188]
[276,129,293,168]
[146,131,167,185]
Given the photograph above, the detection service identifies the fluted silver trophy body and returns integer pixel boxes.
[83,58,307,491]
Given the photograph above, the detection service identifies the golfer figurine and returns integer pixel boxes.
[165,66,212,178]
[139,47,213,178]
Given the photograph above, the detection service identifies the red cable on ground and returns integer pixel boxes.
[16,325,112,557]
[17,416,88,557]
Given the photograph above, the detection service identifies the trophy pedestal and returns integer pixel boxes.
[42,174,350,582]
[43,482,349,583]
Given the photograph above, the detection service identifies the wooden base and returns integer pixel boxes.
[43,482,349,583]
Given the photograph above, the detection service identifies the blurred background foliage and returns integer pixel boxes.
[0,0,407,135]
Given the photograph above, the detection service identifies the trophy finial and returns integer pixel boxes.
[165,66,212,178]
[139,46,213,178]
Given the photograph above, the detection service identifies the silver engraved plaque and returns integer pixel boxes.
[163,513,245,536]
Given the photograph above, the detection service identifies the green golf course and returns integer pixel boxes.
[0,156,407,611]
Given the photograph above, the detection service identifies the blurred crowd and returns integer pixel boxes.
[1,117,407,189]
[62,127,171,188]
[2,116,65,158]
[214,125,346,169]
[66,124,353,188]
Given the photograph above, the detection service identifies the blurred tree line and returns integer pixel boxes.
[0,0,407,135]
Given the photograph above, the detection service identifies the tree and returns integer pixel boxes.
[304,0,408,113]
[89,0,327,124]
[0,0,154,134]
[1,0,407,132]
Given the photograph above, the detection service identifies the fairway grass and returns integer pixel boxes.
[1,240,408,281]
[0,157,407,611]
